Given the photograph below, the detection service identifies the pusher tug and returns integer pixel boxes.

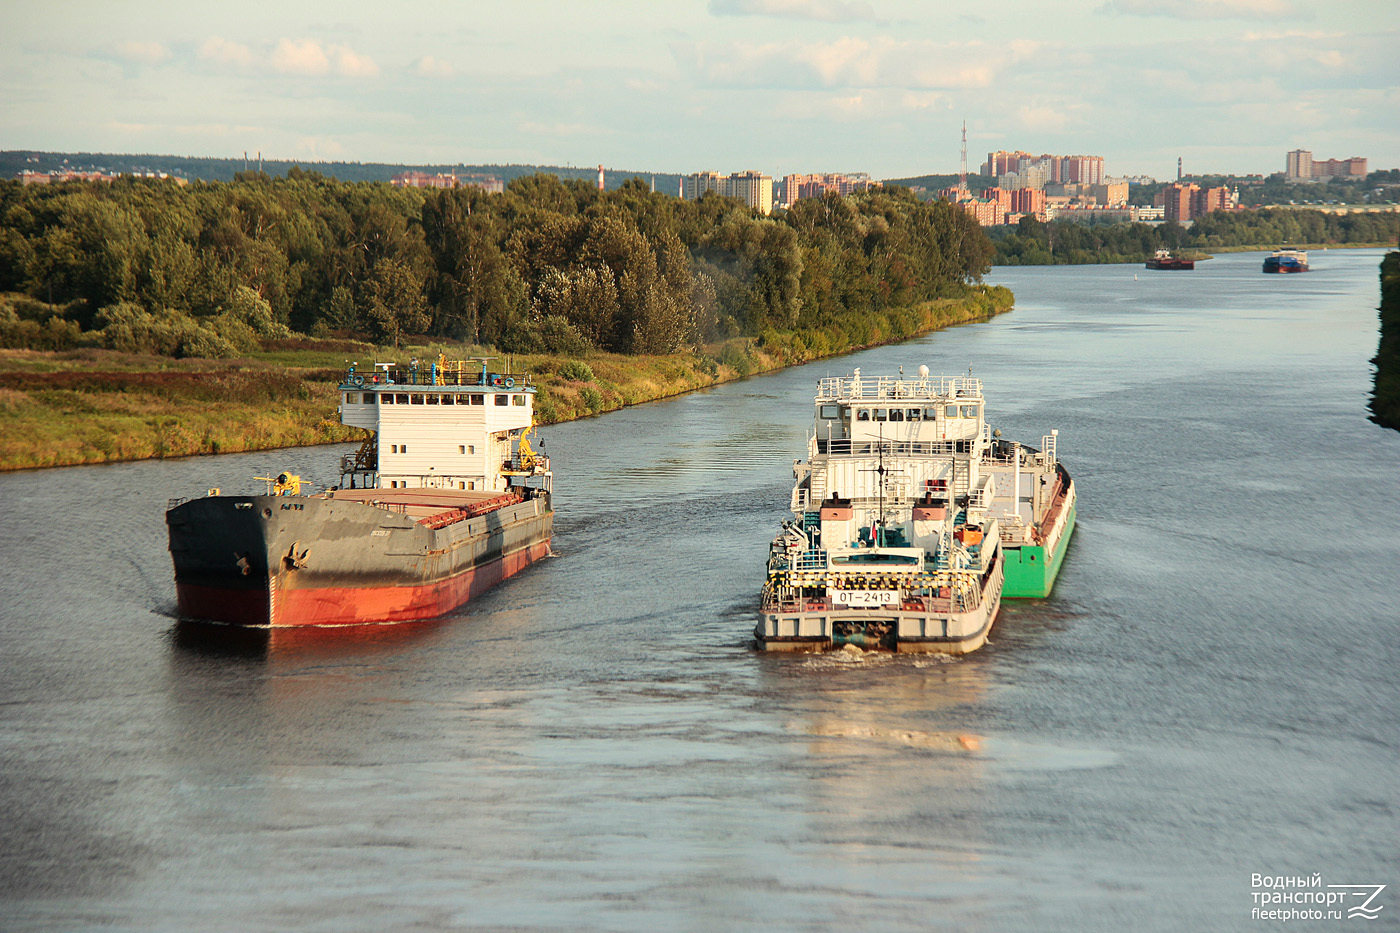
[757,366,1075,653]
[166,357,552,627]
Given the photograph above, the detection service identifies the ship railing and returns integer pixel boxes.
[793,549,829,571]
[817,438,960,457]
[816,375,981,402]
[761,588,978,615]
[340,365,533,390]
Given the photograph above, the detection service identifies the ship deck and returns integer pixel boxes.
[323,488,519,527]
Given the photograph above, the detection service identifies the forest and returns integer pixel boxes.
[990,208,1400,266]
[0,171,994,359]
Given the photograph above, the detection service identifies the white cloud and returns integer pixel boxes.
[296,136,346,158]
[709,0,879,23]
[111,40,171,66]
[271,38,331,76]
[269,39,379,78]
[675,37,1019,90]
[1101,0,1299,19]
[1016,104,1073,133]
[334,46,379,78]
[199,37,255,70]
[416,55,454,78]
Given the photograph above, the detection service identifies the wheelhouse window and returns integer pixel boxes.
[410,394,425,405]
[495,395,509,406]
[470,395,484,405]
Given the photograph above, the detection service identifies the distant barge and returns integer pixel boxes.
[1263,248,1309,273]
[1145,249,1194,271]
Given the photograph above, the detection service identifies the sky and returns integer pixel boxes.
[4,0,1398,181]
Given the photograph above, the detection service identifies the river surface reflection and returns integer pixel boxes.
[1,250,1396,931]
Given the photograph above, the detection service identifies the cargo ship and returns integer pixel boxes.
[1145,249,1194,270]
[756,368,1075,653]
[166,358,552,627]
[1263,248,1309,273]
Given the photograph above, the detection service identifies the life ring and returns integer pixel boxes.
[504,377,515,388]
[350,374,365,387]
[492,375,504,387]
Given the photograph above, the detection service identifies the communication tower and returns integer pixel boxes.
[959,121,968,194]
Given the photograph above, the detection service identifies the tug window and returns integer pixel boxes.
[856,409,870,421]
[380,395,394,404]
[819,404,839,419]
[874,409,887,421]
[907,408,921,420]
[888,409,904,422]
[364,393,376,404]
[410,394,424,405]
[395,394,409,404]
[344,393,354,404]
[495,395,509,406]
[426,394,439,405]
[945,405,959,418]
[925,407,940,419]
[961,405,978,418]
[471,395,484,405]
[512,395,526,406]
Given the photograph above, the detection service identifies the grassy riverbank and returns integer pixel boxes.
[0,287,1011,472]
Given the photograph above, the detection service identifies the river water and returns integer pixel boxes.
[2,249,1396,932]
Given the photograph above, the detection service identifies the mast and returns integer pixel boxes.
[959,120,968,194]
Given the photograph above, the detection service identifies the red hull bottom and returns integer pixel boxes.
[176,540,551,628]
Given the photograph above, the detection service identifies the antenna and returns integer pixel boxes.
[959,120,968,194]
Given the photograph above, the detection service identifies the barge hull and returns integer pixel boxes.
[1002,481,1077,598]
[168,493,551,627]
[175,538,551,627]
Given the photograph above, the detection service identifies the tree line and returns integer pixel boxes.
[1371,250,1400,431]
[991,209,1400,265]
[0,170,993,357]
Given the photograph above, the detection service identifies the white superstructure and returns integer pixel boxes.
[336,358,549,495]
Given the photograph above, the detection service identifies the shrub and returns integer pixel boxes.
[558,360,594,382]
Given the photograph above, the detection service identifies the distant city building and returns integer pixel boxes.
[1156,182,1237,222]
[937,184,1045,226]
[390,171,503,194]
[17,169,187,186]
[775,171,880,207]
[685,170,773,214]
[982,150,1104,189]
[1044,182,1129,207]
[1285,150,1367,182]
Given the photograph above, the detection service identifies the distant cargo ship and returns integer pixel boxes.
[1145,249,1194,271]
[1263,248,1309,273]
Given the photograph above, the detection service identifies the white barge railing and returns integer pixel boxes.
[816,375,982,401]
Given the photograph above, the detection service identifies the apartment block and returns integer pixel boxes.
[687,170,773,213]
[1285,150,1367,182]
[1157,182,1236,222]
